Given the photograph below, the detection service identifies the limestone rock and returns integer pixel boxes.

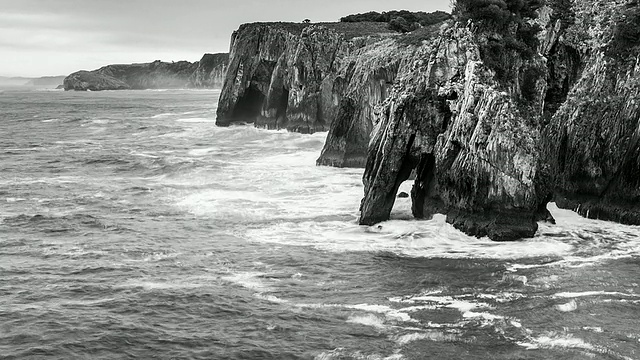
[64,56,229,91]
[544,0,640,225]
[359,23,552,241]
[216,22,396,133]
[188,53,229,88]
[316,38,422,167]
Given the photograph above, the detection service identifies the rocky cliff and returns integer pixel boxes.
[64,55,228,91]
[543,0,640,225]
[357,0,640,240]
[215,22,401,134]
[218,1,640,241]
[189,53,229,88]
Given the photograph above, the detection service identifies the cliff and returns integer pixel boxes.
[359,22,552,241]
[543,0,640,224]
[64,55,228,91]
[217,1,640,241]
[357,0,640,240]
[189,53,229,88]
[215,22,399,133]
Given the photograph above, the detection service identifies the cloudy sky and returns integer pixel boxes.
[0,0,451,77]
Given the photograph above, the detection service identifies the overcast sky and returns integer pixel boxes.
[0,0,451,77]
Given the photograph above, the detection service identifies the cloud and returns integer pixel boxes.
[0,0,451,76]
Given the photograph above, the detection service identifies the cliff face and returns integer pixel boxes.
[216,22,398,133]
[357,0,640,240]
[64,56,228,91]
[359,23,551,241]
[544,0,640,224]
[217,1,639,241]
[315,38,423,167]
[189,53,229,88]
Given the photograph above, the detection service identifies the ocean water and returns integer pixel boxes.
[1,89,639,360]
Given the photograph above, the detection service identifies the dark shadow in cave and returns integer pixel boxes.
[231,85,265,123]
[276,87,289,126]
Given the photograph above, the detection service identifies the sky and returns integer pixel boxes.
[0,0,451,77]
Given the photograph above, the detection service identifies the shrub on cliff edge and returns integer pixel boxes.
[454,0,544,83]
[608,1,640,58]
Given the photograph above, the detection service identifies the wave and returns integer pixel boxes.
[175,118,216,123]
[2,213,126,233]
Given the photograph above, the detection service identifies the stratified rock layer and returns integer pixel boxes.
[316,38,422,167]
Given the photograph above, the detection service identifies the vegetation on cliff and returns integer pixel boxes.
[453,0,544,83]
[341,10,452,33]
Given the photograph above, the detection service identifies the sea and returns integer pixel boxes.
[1,88,639,360]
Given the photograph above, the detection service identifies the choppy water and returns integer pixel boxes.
[1,89,639,360]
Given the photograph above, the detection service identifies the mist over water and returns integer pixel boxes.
[1,89,639,359]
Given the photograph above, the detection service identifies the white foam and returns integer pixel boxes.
[248,216,574,260]
[462,311,505,321]
[389,293,492,314]
[394,331,458,345]
[151,113,173,119]
[175,118,216,123]
[518,334,595,351]
[556,300,578,312]
[119,280,203,291]
[347,314,386,329]
[314,349,403,360]
[188,147,219,156]
[553,291,639,299]
[221,272,270,292]
[583,326,603,333]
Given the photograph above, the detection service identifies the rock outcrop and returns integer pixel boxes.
[316,38,423,167]
[64,55,228,91]
[216,1,640,241]
[216,22,398,133]
[359,23,552,241]
[357,0,640,240]
[189,53,229,88]
[543,0,640,225]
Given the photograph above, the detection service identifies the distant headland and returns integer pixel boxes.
[63,53,229,91]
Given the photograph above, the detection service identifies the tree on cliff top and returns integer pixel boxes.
[453,0,544,82]
[340,10,451,32]
[453,0,543,28]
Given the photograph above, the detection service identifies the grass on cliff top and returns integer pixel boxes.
[242,21,394,39]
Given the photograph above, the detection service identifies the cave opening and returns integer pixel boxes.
[232,85,265,123]
[411,153,437,219]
